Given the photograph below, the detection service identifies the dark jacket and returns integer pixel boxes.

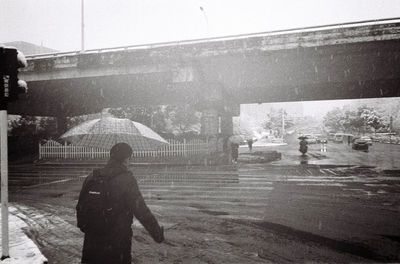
[79,159,164,264]
[231,143,239,159]
[300,139,308,147]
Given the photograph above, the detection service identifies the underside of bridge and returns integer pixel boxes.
[11,42,400,117]
[8,22,400,139]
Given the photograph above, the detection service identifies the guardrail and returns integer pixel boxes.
[26,17,400,60]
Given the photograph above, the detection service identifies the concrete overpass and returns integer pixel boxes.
[11,18,400,118]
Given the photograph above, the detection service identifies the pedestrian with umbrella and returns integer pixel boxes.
[62,117,167,263]
[298,135,308,155]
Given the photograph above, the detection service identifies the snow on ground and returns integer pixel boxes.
[239,141,288,148]
[0,206,47,264]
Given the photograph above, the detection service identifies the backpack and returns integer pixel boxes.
[76,169,117,235]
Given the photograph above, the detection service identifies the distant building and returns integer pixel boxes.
[1,41,58,55]
[241,102,305,126]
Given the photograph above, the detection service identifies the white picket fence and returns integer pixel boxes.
[39,139,209,159]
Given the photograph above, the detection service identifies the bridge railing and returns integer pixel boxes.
[39,139,209,160]
[25,17,400,60]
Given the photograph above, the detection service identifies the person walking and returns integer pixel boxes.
[247,138,253,152]
[77,143,164,264]
[231,142,239,163]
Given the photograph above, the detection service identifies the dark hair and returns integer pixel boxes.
[110,143,133,162]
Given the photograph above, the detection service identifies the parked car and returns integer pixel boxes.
[352,138,369,150]
[360,136,373,145]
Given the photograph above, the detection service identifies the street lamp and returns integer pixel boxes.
[81,0,85,51]
[199,6,209,37]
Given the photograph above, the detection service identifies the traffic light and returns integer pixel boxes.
[0,47,28,109]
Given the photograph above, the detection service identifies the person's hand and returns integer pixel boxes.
[154,226,164,243]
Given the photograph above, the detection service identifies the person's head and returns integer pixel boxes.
[110,143,133,165]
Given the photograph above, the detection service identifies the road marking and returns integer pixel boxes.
[22,178,73,189]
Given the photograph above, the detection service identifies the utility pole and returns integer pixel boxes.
[0,108,8,260]
[199,6,209,37]
[390,115,393,144]
[0,47,28,260]
[81,0,85,51]
[282,109,285,136]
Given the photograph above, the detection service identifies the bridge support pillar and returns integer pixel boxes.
[196,81,239,164]
[200,105,237,165]
[56,116,68,136]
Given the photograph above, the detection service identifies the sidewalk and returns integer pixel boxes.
[0,206,47,264]
[238,141,286,164]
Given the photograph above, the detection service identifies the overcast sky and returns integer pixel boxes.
[1,0,400,52]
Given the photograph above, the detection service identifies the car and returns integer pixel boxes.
[305,136,317,144]
[319,138,328,144]
[360,136,373,145]
[352,138,369,150]
[315,135,328,144]
[314,135,322,143]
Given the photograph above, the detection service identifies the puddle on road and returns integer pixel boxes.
[287,177,352,182]
[297,183,346,186]
[220,215,262,221]
[343,188,376,196]
[199,209,230,216]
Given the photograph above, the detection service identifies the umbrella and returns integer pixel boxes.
[60,117,168,151]
[298,136,308,140]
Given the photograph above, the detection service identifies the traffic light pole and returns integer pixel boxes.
[0,47,27,259]
[0,108,9,259]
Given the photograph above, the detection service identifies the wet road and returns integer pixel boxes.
[10,163,400,263]
[242,141,400,169]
